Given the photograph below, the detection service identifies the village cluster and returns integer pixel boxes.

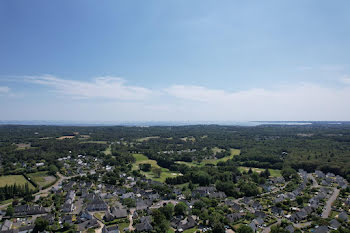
[0,152,349,233]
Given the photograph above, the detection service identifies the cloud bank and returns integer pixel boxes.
[1,75,350,121]
[25,75,153,101]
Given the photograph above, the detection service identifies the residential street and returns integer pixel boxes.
[322,188,340,218]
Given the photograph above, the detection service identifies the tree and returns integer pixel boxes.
[122,198,136,208]
[152,167,162,178]
[6,205,14,217]
[34,217,49,232]
[48,164,58,176]
[139,163,151,172]
[152,209,170,233]
[161,203,174,220]
[174,202,187,216]
[237,225,253,233]
[281,167,298,181]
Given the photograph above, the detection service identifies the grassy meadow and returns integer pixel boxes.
[0,175,35,189]
[132,153,180,182]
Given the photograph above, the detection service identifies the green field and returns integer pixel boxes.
[27,171,56,188]
[176,148,241,167]
[132,154,180,182]
[104,145,112,155]
[0,175,35,189]
[238,166,281,177]
[183,228,198,233]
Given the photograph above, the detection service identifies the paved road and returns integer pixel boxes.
[308,174,319,188]
[322,188,340,218]
[128,208,135,231]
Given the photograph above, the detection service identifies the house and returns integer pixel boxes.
[271,206,283,216]
[79,210,93,221]
[209,192,227,199]
[76,219,99,232]
[338,211,348,222]
[62,203,74,213]
[193,186,216,197]
[254,211,266,219]
[252,201,262,211]
[248,222,257,232]
[136,199,152,211]
[224,200,241,211]
[111,207,128,219]
[62,215,73,224]
[226,213,243,222]
[135,216,153,232]
[86,198,108,211]
[314,226,329,233]
[1,220,13,231]
[14,205,47,216]
[102,225,119,233]
[176,216,196,231]
[41,213,55,224]
[253,217,264,226]
[285,225,294,233]
[329,219,341,230]
[18,225,34,233]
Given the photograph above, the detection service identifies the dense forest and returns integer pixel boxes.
[0,123,350,180]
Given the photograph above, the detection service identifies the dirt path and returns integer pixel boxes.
[322,187,339,218]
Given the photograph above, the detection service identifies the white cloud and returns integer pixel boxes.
[340,75,350,85]
[0,86,10,95]
[165,83,350,121]
[25,75,153,100]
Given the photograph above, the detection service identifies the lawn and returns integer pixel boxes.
[118,222,130,233]
[0,175,35,189]
[27,171,56,188]
[183,228,198,233]
[132,154,180,182]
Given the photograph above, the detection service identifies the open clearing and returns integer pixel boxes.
[0,175,35,189]
[136,136,160,142]
[27,171,56,188]
[176,148,241,167]
[15,143,31,150]
[57,136,75,140]
[103,145,112,155]
[132,154,180,182]
[238,167,281,177]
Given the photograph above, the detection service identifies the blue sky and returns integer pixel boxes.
[1,1,350,121]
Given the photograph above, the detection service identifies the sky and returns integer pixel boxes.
[1,0,350,122]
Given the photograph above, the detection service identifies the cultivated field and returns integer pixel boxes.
[0,175,35,189]
[27,172,56,188]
